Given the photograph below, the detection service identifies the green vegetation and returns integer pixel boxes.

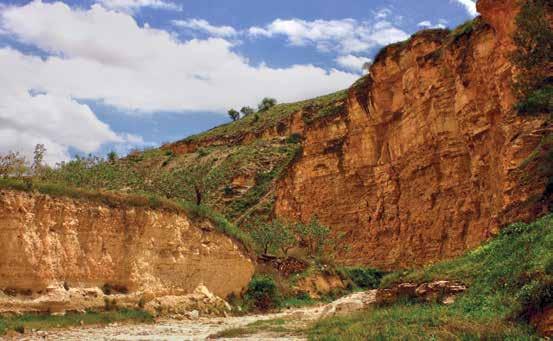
[516,84,553,115]
[511,0,553,115]
[448,18,479,43]
[309,215,553,340]
[258,97,278,112]
[309,303,537,340]
[228,108,240,121]
[0,310,153,336]
[249,217,347,260]
[244,275,282,311]
[182,90,346,143]
[337,267,385,290]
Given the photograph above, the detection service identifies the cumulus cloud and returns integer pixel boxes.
[0,1,358,161]
[451,0,478,17]
[96,0,182,13]
[172,19,238,37]
[417,20,446,29]
[335,55,372,73]
[248,17,409,54]
[0,54,126,163]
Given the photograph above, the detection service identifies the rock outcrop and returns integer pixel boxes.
[275,0,552,268]
[0,190,254,314]
[375,281,467,306]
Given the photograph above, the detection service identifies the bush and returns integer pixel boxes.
[545,258,553,276]
[240,106,255,116]
[228,109,240,121]
[286,133,302,144]
[258,97,277,112]
[511,0,553,115]
[516,84,553,115]
[339,267,385,289]
[245,275,281,311]
[516,278,553,320]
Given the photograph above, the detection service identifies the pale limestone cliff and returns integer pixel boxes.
[0,190,254,312]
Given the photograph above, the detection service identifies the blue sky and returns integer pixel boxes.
[0,0,476,163]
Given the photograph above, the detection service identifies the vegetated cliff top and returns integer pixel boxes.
[174,89,347,145]
[166,17,491,151]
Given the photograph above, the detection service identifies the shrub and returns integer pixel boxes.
[197,147,210,157]
[516,278,553,320]
[339,267,385,289]
[258,97,277,112]
[286,133,302,144]
[545,258,553,276]
[0,151,28,178]
[245,275,281,311]
[240,106,255,116]
[228,109,240,121]
[515,84,553,115]
[511,0,553,115]
[250,219,296,256]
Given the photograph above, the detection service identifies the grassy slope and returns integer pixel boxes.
[309,215,553,340]
[181,90,347,143]
[37,90,347,231]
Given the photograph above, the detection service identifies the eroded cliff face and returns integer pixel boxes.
[0,190,254,311]
[275,0,552,268]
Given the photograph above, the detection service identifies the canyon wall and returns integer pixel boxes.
[275,0,552,268]
[0,190,254,308]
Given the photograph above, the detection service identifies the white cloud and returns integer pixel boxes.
[0,59,125,163]
[417,20,446,29]
[0,1,358,161]
[172,19,237,38]
[418,20,432,28]
[451,0,478,17]
[97,0,182,13]
[248,17,409,54]
[335,55,372,73]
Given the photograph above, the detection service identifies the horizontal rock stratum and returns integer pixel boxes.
[0,190,254,312]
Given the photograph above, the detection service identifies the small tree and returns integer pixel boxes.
[273,220,297,256]
[0,151,27,178]
[107,151,118,163]
[251,221,275,255]
[258,97,277,112]
[240,106,255,116]
[228,109,240,121]
[250,219,297,256]
[31,144,46,177]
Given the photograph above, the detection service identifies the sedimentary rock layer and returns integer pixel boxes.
[0,190,254,300]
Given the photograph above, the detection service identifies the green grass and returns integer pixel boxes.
[308,215,553,340]
[448,18,479,43]
[0,310,153,335]
[309,304,538,340]
[182,90,347,143]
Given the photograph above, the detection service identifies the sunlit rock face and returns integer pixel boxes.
[0,189,254,312]
[275,0,551,269]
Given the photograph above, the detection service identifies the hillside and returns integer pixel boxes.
[308,214,553,339]
[26,0,552,269]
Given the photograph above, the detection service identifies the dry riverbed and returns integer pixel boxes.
[4,291,376,341]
